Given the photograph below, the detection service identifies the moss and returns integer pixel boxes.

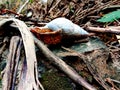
[41,70,74,90]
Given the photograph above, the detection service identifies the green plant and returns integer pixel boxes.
[97,10,120,23]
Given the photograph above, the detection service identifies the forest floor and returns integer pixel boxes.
[0,0,120,90]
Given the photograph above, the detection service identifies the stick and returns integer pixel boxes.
[62,47,112,90]
[34,36,96,90]
[17,0,29,14]
[106,78,120,84]
[86,26,120,35]
[48,0,61,13]
[0,43,6,55]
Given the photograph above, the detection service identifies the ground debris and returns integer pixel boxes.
[0,0,120,90]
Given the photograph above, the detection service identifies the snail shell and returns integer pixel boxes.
[44,17,89,35]
[32,18,90,44]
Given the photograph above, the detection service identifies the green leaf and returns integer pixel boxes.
[29,0,33,3]
[97,10,120,23]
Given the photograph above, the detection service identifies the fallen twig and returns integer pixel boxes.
[110,78,120,84]
[62,47,112,90]
[48,0,61,13]
[17,0,29,14]
[86,26,120,35]
[34,36,96,90]
[86,26,120,44]
[105,78,120,90]
[0,44,6,54]
[72,0,118,23]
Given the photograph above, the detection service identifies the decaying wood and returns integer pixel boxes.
[2,36,22,90]
[12,19,44,90]
[86,26,120,35]
[34,36,96,90]
[0,19,44,90]
[61,47,113,90]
